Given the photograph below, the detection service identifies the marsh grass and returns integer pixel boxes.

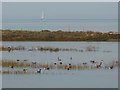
[1,60,119,75]
[0,46,82,52]
[0,45,99,53]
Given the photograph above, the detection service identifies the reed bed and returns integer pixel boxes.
[0,45,100,52]
[1,60,119,69]
[0,46,25,52]
[1,70,72,75]
[0,60,119,75]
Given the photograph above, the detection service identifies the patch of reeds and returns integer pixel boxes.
[0,46,25,51]
[1,60,119,70]
[1,45,114,53]
[85,45,99,52]
[0,45,100,53]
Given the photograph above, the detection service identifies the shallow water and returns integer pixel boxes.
[2,42,118,63]
[2,42,118,88]
[2,69,118,88]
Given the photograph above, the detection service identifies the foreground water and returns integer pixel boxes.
[3,69,118,88]
[1,42,118,88]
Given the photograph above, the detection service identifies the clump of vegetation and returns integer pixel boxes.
[85,45,99,52]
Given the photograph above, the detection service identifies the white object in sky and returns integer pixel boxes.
[41,11,45,19]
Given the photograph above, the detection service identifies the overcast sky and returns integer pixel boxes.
[3,2,118,19]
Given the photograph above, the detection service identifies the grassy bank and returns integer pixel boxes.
[1,30,120,42]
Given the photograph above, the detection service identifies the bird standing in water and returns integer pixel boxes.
[37,69,42,73]
[96,60,104,68]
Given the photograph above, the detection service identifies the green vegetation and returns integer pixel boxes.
[1,30,120,41]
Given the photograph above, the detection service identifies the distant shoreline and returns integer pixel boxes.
[1,30,120,42]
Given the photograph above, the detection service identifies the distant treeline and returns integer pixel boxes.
[1,30,120,41]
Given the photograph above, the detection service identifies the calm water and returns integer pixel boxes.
[2,42,118,63]
[2,42,118,88]
[2,19,118,32]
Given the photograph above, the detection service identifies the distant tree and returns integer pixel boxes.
[41,30,51,32]
[56,30,63,32]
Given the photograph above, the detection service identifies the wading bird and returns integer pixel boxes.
[23,68,27,72]
[37,69,42,73]
[96,60,104,68]
[9,65,14,69]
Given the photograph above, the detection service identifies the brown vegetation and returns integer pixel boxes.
[1,60,119,70]
[1,30,120,41]
[0,60,119,74]
[0,46,99,52]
